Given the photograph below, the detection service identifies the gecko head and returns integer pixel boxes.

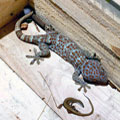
[81,60,108,85]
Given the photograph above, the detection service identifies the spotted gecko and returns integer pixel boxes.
[15,11,108,92]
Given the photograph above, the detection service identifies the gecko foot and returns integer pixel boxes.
[78,84,91,93]
[26,48,44,65]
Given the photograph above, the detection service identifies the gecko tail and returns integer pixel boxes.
[15,11,44,44]
[15,11,33,32]
[15,11,36,43]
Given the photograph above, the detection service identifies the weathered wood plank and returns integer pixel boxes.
[34,0,120,90]
[0,0,28,28]
[28,0,34,8]
[89,0,120,24]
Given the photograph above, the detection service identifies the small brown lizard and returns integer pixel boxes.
[58,95,94,116]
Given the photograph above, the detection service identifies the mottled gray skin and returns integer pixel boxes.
[15,12,108,92]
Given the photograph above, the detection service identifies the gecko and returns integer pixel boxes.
[15,11,108,92]
[58,95,94,116]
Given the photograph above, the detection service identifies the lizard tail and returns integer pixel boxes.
[15,11,33,32]
[15,11,47,44]
[63,95,94,117]
[73,95,94,117]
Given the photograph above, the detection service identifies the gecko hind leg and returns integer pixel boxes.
[26,43,50,65]
[72,70,90,93]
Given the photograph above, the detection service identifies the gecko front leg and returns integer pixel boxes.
[45,24,55,32]
[26,42,50,65]
[72,70,90,92]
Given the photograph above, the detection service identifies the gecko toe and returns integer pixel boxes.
[26,48,44,65]
[78,84,91,93]
[36,58,40,65]
[29,58,36,65]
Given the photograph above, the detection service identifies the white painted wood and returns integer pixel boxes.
[0,59,61,120]
[38,106,61,120]
[89,0,120,24]
[114,0,120,5]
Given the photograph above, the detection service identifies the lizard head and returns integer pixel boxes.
[81,60,108,85]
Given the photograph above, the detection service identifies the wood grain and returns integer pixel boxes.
[0,0,28,28]
[28,0,34,8]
